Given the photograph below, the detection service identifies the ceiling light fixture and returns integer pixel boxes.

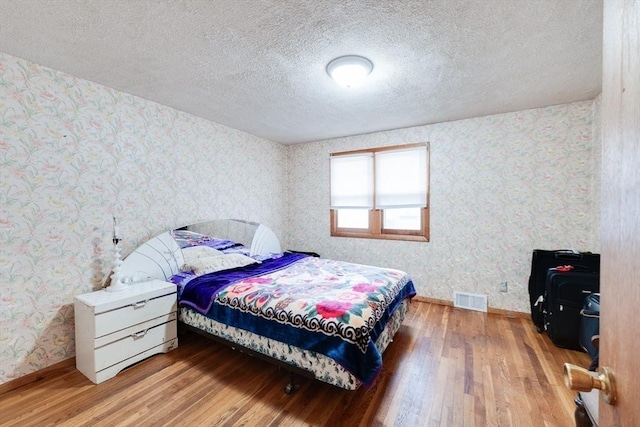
[326,55,374,88]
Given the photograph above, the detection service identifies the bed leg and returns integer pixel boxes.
[284,371,300,394]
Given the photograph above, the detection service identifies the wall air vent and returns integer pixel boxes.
[453,291,488,313]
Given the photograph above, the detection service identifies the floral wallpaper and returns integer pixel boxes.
[0,51,601,385]
[0,53,288,384]
[286,100,600,314]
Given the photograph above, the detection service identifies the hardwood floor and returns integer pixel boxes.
[0,301,589,426]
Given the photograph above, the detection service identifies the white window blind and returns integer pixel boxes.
[375,146,427,208]
[330,153,374,208]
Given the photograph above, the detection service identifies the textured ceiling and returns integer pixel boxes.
[0,0,603,144]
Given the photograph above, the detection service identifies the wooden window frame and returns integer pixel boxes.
[330,142,430,242]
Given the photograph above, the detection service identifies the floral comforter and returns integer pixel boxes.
[175,253,416,386]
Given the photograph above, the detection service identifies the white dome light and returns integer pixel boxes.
[327,55,374,88]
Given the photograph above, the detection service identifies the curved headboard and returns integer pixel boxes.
[119,231,184,282]
[118,219,281,283]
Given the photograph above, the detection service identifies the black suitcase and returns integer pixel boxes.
[528,249,600,332]
[579,293,600,370]
[545,268,599,350]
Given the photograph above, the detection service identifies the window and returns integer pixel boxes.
[330,143,429,241]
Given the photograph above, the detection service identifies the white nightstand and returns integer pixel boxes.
[74,280,178,384]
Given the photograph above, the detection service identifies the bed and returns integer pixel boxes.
[118,219,416,392]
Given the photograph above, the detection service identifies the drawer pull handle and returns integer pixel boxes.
[132,300,148,309]
[132,329,148,340]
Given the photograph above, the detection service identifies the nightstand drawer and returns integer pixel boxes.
[95,312,176,348]
[95,318,177,371]
[95,293,177,337]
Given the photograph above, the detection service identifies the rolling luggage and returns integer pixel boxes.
[528,249,600,332]
[544,267,599,351]
[579,293,600,370]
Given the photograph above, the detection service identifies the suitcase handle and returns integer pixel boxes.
[554,250,585,260]
[580,309,600,318]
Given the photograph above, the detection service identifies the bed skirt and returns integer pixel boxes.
[178,298,411,390]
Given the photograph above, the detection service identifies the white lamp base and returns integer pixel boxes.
[106,240,128,292]
[105,280,128,292]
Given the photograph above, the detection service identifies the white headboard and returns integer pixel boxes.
[119,232,184,282]
[117,219,281,283]
[250,224,281,256]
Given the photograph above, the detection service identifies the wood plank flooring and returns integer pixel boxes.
[0,301,589,426]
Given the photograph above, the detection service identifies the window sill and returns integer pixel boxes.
[330,232,429,242]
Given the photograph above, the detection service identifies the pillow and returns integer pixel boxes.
[182,246,224,265]
[183,254,258,276]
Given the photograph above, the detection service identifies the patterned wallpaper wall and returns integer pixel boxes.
[286,100,600,314]
[0,51,601,385]
[0,53,288,384]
